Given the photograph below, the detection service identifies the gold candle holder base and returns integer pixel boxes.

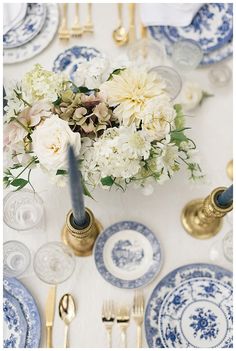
[181,187,233,239]
[62,207,103,256]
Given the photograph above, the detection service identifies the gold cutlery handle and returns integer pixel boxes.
[61,3,68,28]
[121,329,127,348]
[46,326,53,348]
[118,3,123,26]
[88,3,93,23]
[75,3,80,23]
[107,329,112,348]
[128,3,136,43]
[64,325,69,348]
[137,325,142,348]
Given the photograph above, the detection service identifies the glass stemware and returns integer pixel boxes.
[171,39,203,72]
[4,240,31,277]
[3,189,44,231]
[33,242,76,285]
[149,65,182,100]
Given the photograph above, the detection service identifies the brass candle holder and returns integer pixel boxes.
[62,207,102,256]
[181,187,233,239]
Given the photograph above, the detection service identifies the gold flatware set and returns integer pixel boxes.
[102,291,145,348]
[113,3,137,46]
[45,286,57,348]
[58,3,94,40]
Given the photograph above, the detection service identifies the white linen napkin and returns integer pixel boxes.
[140,3,203,27]
[3,3,27,35]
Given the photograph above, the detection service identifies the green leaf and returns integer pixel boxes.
[108,68,126,81]
[75,86,90,93]
[199,91,214,106]
[56,169,67,175]
[171,131,188,145]
[101,176,114,186]
[82,180,94,200]
[174,104,185,130]
[11,178,28,187]
[53,96,62,106]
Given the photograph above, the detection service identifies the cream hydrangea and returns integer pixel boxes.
[22,64,67,103]
[100,68,166,126]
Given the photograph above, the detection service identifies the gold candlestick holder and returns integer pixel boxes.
[181,187,233,239]
[62,207,102,256]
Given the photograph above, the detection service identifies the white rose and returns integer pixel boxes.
[32,115,81,174]
[179,81,203,111]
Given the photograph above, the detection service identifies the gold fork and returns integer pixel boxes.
[102,300,115,348]
[116,305,130,348]
[71,3,83,37]
[58,3,70,40]
[132,291,145,348]
[84,3,94,33]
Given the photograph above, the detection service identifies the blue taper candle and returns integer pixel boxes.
[216,184,233,207]
[67,144,88,228]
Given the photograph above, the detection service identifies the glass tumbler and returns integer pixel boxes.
[172,39,203,71]
[3,189,44,231]
[4,240,31,277]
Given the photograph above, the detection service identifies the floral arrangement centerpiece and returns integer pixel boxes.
[4,60,203,195]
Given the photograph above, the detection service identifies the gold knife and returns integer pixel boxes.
[46,285,57,348]
[128,3,136,43]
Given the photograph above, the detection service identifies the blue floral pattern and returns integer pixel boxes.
[94,221,162,289]
[189,308,219,340]
[145,263,232,348]
[162,3,233,53]
[3,277,41,348]
[3,4,46,49]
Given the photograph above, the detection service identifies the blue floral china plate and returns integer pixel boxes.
[161,3,233,53]
[149,26,233,66]
[3,277,41,348]
[4,4,59,64]
[53,46,101,79]
[94,221,162,289]
[145,263,232,348]
[3,3,47,49]
[159,277,233,348]
[3,289,28,348]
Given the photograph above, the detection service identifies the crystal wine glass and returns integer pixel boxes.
[4,240,31,277]
[33,242,76,285]
[3,189,44,231]
[171,39,203,72]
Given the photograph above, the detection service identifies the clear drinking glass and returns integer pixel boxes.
[223,231,233,262]
[33,242,76,285]
[172,39,203,71]
[149,65,182,100]
[3,189,44,231]
[4,240,31,277]
[128,38,166,68]
[208,64,232,87]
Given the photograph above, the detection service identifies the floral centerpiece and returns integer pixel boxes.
[4,61,203,195]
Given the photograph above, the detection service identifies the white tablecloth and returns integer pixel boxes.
[3,3,233,348]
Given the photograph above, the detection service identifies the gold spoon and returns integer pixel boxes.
[226,160,233,181]
[112,3,128,46]
[59,294,76,348]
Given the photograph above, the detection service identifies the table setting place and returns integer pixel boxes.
[3,2,233,349]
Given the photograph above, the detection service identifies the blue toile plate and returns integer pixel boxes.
[3,3,47,49]
[145,263,233,348]
[149,26,233,66]
[159,277,233,348]
[94,221,162,289]
[3,289,28,348]
[161,3,233,53]
[53,46,101,78]
[3,277,41,348]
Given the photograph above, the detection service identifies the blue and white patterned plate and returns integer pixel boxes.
[159,277,233,348]
[3,277,41,348]
[3,289,28,348]
[149,26,233,66]
[53,46,101,79]
[3,3,47,49]
[94,221,162,289]
[145,263,232,348]
[4,4,59,64]
[161,3,233,53]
